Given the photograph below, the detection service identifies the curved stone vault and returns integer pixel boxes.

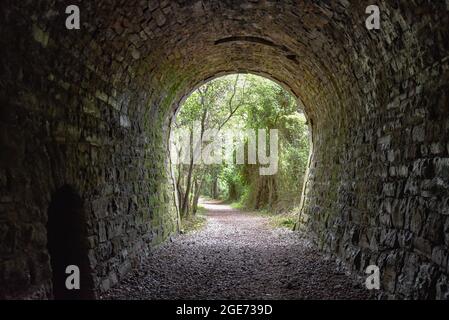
[0,0,448,299]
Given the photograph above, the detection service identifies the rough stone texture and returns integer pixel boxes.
[0,0,448,299]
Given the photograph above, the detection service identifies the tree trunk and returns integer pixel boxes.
[192,174,205,215]
[181,128,195,218]
[212,176,218,199]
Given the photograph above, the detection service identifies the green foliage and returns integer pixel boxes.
[181,212,207,234]
[218,165,246,200]
[172,73,310,227]
[268,213,298,229]
[229,75,310,213]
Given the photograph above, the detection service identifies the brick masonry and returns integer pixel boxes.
[0,0,448,299]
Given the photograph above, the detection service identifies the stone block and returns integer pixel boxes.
[435,274,449,300]
[412,125,426,143]
[98,221,107,243]
[414,237,433,259]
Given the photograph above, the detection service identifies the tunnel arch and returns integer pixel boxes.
[1,0,448,299]
[170,70,305,117]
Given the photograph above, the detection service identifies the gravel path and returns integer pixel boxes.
[101,200,372,300]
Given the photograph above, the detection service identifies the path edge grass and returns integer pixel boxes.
[228,200,298,230]
[180,205,208,234]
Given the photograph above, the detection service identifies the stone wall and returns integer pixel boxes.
[0,0,448,299]
[0,0,178,299]
[301,2,449,299]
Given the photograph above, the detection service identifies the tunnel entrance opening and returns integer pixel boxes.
[169,73,312,232]
[46,186,94,300]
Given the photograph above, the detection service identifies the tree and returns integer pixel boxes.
[170,74,310,226]
[172,75,247,218]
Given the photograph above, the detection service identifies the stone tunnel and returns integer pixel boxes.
[0,0,448,299]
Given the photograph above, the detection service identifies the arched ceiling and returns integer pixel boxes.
[40,0,419,126]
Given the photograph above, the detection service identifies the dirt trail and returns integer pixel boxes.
[101,200,372,300]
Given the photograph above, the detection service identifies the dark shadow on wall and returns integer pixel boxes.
[46,185,95,300]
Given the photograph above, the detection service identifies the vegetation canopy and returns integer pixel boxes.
[170,74,310,227]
